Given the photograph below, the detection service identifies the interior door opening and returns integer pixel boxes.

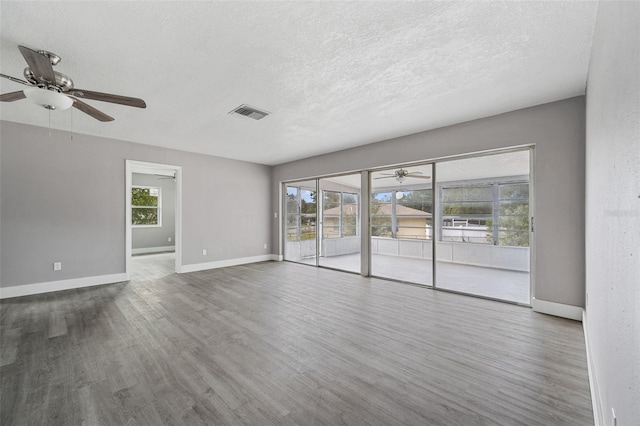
[125,160,183,280]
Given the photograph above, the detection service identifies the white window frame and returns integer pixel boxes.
[132,185,162,228]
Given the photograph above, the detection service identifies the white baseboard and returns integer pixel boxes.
[180,255,275,273]
[132,245,175,255]
[583,309,603,426]
[272,254,283,261]
[0,273,128,299]
[531,297,583,321]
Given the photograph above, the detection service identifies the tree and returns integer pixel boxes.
[370,199,392,237]
[398,189,432,213]
[132,187,159,225]
[497,203,529,247]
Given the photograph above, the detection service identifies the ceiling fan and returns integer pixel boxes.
[0,45,146,122]
[374,168,431,183]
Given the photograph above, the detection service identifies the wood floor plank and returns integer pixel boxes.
[0,254,593,425]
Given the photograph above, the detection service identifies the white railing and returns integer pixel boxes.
[285,237,529,272]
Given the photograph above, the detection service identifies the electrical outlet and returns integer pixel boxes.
[53,262,62,271]
[202,249,207,256]
[168,237,172,242]
[263,243,268,249]
[274,212,277,218]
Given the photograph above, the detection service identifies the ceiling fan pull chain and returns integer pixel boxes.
[70,107,73,141]
[48,109,51,138]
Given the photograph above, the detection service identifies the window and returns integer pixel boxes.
[285,185,317,241]
[342,192,358,236]
[370,192,393,237]
[440,181,529,246]
[441,185,493,244]
[322,191,359,238]
[370,189,433,240]
[132,186,161,227]
[498,183,529,247]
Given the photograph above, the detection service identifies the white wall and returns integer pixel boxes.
[0,122,272,289]
[585,2,640,424]
[272,97,586,308]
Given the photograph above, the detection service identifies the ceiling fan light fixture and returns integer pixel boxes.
[23,87,72,110]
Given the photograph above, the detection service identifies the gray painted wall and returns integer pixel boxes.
[272,97,586,307]
[132,173,176,250]
[585,2,639,424]
[0,121,271,287]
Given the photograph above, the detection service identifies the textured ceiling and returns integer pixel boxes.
[0,1,597,165]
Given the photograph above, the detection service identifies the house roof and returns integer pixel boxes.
[324,203,430,217]
[0,2,597,165]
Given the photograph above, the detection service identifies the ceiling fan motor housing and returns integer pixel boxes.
[23,67,73,91]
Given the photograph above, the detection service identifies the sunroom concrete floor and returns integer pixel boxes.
[297,253,530,304]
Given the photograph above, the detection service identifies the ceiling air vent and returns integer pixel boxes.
[229,104,271,121]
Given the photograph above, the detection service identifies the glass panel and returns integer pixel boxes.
[499,183,529,200]
[318,174,361,273]
[299,189,317,240]
[132,187,159,207]
[498,187,530,247]
[283,180,317,265]
[132,207,158,225]
[442,186,492,202]
[370,164,433,286]
[499,201,529,216]
[498,231,529,247]
[285,186,299,241]
[435,150,531,304]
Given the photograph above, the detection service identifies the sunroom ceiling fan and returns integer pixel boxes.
[0,45,146,122]
[374,168,431,183]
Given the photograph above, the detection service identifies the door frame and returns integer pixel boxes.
[125,160,183,279]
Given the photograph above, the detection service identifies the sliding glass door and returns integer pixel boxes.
[283,174,362,273]
[283,148,532,305]
[318,174,361,273]
[435,150,531,303]
[370,164,434,285]
[284,180,317,265]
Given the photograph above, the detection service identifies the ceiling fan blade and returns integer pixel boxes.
[407,175,431,179]
[373,176,396,180]
[18,45,56,85]
[0,91,26,102]
[0,73,32,86]
[406,171,423,175]
[69,89,146,108]
[71,97,114,122]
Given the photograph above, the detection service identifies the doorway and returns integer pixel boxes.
[125,160,183,280]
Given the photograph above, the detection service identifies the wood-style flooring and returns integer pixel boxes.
[0,254,593,425]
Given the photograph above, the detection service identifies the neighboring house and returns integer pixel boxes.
[322,203,359,238]
[322,202,432,240]
[372,203,432,239]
